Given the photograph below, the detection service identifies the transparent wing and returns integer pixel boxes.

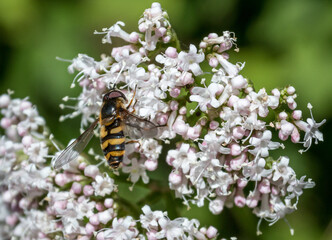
[120,109,158,139]
[51,119,99,169]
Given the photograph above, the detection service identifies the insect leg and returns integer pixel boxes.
[127,86,137,109]
[125,140,140,145]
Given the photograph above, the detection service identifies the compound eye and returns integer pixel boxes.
[108,91,123,99]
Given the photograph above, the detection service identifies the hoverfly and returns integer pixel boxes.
[52,89,159,169]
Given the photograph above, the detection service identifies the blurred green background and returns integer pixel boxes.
[0,0,331,239]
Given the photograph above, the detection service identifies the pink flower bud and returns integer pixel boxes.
[291,127,300,143]
[237,178,248,188]
[156,27,166,37]
[22,135,33,147]
[209,121,219,130]
[19,198,30,209]
[179,107,186,115]
[246,192,260,208]
[98,209,113,224]
[163,36,171,43]
[230,143,241,156]
[104,198,114,208]
[278,130,289,141]
[206,226,218,238]
[96,232,105,240]
[89,214,100,225]
[271,88,280,97]
[236,98,250,114]
[288,100,297,110]
[258,179,271,194]
[292,110,302,120]
[55,173,72,187]
[6,214,18,226]
[96,202,105,212]
[78,162,87,170]
[138,23,147,32]
[1,117,11,129]
[231,75,247,89]
[180,72,194,85]
[209,57,218,68]
[232,126,245,139]
[287,86,296,94]
[139,47,147,55]
[145,159,158,171]
[85,223,96,235]
[278,111,288,120]
[84,165,100,179]
[129,32,139,43]
[170,100,179,111]
[83,185,94,196]
[170,87,181,98]
[17,125,27,136]
[227,95,239,107]
[0,94,10,108]
[187,125,201,140]
[156,113,168,125]
[151,3,162,16]
[280,121,294,136]
[208,33,218,38]
[165,47,178,58]
[200,118,207,126]
[168,172,182,185]
[234,189,246,207]
[173,118,188,136]
[71,182,82,194]
[20,101,32,111]
[199,41,207,49]
[200,227,207,235]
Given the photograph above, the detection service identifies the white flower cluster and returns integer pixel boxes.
[0,93,219,239]
[57,2,325,233]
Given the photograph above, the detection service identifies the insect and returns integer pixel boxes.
[52,89,159,169]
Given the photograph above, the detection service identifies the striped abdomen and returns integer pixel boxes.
[100,117,125,168]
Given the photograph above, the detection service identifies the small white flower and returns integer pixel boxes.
[178,44,204,76]
[190,83,223,112]
[296,103,326,152]
[156,217,186,239]
[249,88,270,117]
[272,156,295,185]
[243,158,272,181]
[248,130,281,158]
[122,158,149,184]
[140,138,162,161]
[25,142,48,164]
[103,216,138,239]
[92,174,115,197]
[287,175,315,200]
[94,21,136,44]
[140,205,164,229]
[167,143,197,174]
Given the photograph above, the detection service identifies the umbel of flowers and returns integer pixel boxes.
[0,2,325,239]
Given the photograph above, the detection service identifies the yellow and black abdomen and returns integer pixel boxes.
[100,117,125,168]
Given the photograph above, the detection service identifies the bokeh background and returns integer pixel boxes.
[0,0,331,239]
